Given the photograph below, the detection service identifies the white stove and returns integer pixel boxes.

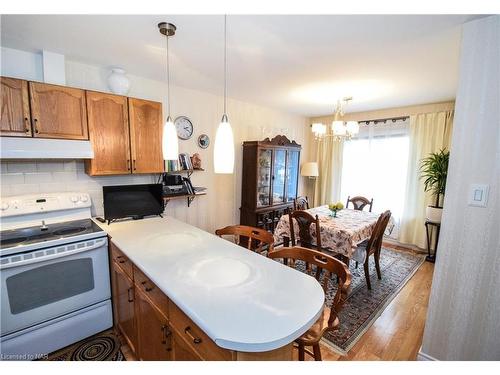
[0,192,112,361]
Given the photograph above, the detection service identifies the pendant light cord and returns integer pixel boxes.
[166,32,171,118]
[223,14,227,117]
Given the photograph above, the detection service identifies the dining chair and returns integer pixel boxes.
[268,246,351,361]
[215,225,275,255]
[288,210,322,250]
[355,210,392,289]
[293,196,310,211]
[346,195,374,212]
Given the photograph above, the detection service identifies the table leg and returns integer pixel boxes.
[425,222,435,263]
[283,236,290,248]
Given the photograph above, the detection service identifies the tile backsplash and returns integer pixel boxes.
[0,160,157,216]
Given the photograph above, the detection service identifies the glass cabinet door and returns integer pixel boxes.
[257,149,272,207]
[272,149,286,204]
[286,150,300,202]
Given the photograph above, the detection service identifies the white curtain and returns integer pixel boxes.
[399,111,454,248]
[314,131,344,207]
[340,119,410,238]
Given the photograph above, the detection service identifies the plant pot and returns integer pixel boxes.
[426,206,443,223]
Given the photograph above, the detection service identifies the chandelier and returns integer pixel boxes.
[312,97,360,141]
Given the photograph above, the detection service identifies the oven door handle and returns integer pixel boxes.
[0,238,108,270]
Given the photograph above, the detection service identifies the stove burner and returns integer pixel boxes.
[0,237,28,247]
[52,226,87,236]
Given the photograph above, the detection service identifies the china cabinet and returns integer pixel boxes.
[240,135,301,233]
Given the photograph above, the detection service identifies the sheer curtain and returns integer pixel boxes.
[399,111,454,248]
[340,119,410,238]
[314,130,344,207]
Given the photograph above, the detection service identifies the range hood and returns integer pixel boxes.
[1,137,94,159]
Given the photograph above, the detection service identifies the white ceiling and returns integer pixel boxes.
[0,15,481,116]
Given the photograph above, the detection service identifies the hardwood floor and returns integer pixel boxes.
[298,248,434,361]
[120,245,434,361]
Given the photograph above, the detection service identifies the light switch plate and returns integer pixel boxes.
[468,184,489,207]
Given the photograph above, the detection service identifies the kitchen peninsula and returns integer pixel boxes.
[96,216,325,360]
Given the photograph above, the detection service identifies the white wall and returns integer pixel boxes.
[420,15,500,360]
[0,47,310,233]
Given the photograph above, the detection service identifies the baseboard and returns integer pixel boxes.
[417,349,438,361]
[383,238,426,254]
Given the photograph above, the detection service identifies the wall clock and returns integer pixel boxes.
[198,134,210,149]
[174,116,193,140]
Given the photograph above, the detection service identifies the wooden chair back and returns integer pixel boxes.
[288,210,321,249]
[364,210,392,259]
[268,247,351,327]
[346,195,374,212]
[215,225,275,254]
[294,196,310,211]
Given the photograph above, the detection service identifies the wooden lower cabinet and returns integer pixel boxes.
[135,287,172,360]
[171,331,202,361]
[111,261,137,353]
[109,241,293,361]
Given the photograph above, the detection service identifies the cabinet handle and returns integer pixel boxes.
[161,325,172,351]
[24,117,30,133]
[127,287,133,303]
[116,255,127,264]
[127,159,131,171]
[184,326,202,344]
[133,159,136,171]
[141,280,153,292]
[33,118,39,134]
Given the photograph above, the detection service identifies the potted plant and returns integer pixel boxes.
[419,149,450,223]
[328,202,344,218]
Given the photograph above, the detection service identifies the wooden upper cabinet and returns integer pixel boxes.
[85,91,131,176]
[0,77,32,137]
[128,98,164,174]
[29,82,88,140]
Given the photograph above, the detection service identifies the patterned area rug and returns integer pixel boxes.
[320,247,425,355]
[46,330,125,361]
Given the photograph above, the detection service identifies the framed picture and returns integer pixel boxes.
[198,134,210,149]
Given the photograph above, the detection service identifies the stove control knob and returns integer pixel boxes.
[80,195,89,203]
[0,202,9,211]
[70,196,79,203]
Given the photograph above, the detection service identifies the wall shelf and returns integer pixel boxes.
[166,168,204,178]
[163,192,206,207]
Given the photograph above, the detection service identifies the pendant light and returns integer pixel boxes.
[214,15,235,174]
[158,22,179,161]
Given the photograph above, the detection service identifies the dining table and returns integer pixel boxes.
[273,206,394,263]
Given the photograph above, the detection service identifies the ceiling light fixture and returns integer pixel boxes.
[312,97,359,141]
[158,22,179,161]
[214,15,235,174]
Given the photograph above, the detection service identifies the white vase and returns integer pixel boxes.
[107,68,130,95]
[426,206,443,223]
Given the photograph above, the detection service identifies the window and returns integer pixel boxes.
[340,120,409,237]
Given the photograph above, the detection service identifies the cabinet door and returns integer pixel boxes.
[0,77,31,137]
[135,288,172,361]
[272,149,286,204]
[285,150,300,202]
[85,91,131,175]
[257,148,273,207]
[172,332,202,361]
[128,98,164,174]
[29,82,88,140]
[111,262,137,354]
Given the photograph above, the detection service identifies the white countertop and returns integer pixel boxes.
[95,216,325,353]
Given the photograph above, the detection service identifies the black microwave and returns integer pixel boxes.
[103,184,164,222]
